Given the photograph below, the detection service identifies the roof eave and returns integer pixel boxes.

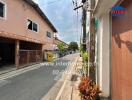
[93,0,119,17]
[24,0,57,32]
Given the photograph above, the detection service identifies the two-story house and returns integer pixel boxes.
[0,0,57,69]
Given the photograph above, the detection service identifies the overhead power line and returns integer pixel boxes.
[39,0,63,6]
[71,0,81,42]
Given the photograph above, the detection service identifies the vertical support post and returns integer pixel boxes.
[89,17,96,80]
[41,50,42,62]
[27,51,29,64]
[36,50,37,62]
[42,45,45,61]
[89,0,96,80]
[82,8,87,52]
[15,40,20,69]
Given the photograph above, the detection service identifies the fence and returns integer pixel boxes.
[19,50,42,66]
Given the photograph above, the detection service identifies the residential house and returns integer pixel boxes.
[0,0,57,68]
[53,37,69,58]
[54,38,69,49]
[88,0,132,99]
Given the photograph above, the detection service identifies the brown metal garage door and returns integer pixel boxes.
[112,0,132,100]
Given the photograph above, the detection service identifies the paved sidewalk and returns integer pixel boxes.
[0,66,16,75]
[58,57,82,100]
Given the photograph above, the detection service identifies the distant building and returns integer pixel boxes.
[54,38,69,49]
[53,37,69,58]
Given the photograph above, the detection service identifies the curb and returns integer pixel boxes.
[0,55,68,80]
[0,63,43,80]
[55,56,79,100]
[0,68,16,76]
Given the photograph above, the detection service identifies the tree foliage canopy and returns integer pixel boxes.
[68,42,78,51]
[57,43,65,51]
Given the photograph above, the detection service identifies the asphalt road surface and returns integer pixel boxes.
[0,53,78,100]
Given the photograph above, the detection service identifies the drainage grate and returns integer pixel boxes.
[71,74,78,81]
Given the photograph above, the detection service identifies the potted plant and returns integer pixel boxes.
[78,76,101,100]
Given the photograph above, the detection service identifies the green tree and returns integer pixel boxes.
[80,43,83,52]
[68,42,78,51]
[57,43,64,51]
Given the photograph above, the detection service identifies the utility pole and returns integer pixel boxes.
[82,7,87,52]
[74,0,87,76]
[74,0,87,52]
[89,0,96,80]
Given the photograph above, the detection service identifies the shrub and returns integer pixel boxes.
[78,76,101,100]
[83,52,88,62]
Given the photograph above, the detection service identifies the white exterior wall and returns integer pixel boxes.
[93,0,119,98]
[96,12,110,97]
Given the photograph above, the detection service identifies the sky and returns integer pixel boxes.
[33,0,82,44]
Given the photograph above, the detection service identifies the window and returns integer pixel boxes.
[27,19,32,30]
[46,31,52,38]
[0,2,5,18]
[33,22,38,32]
[27,19,38,32]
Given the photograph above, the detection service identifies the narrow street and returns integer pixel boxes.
[0,0,132,99]
[0,53,79,100]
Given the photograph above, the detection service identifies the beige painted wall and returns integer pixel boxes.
[0,0,55,50]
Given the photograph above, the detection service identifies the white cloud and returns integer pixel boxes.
[33,0,39,4]
[34,0,82,44]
